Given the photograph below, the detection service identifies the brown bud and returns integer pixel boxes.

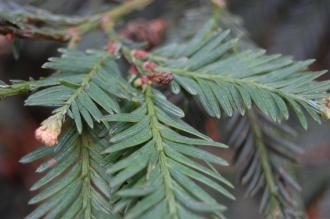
[148,72,174,85]
[159,72,174,85]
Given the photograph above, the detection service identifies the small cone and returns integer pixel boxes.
[35,115,63,147]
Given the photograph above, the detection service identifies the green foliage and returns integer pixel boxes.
[228,111,305,219]
[154,20,329,128]
[25,49,140,133]
[0,2,329,219]
[20,127,121,219]
[103,86,233,219]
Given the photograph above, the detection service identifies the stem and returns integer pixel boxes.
[0,81,31,99]
[81,134,92,218]
[145,86,178,219]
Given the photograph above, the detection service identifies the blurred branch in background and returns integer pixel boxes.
[0,0,153,44]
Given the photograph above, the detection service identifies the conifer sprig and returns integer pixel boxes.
[25,49,139,135]
[20,127,121,219]
[152,20,330,128]
[228,111,305,219]
[103,86,233,219]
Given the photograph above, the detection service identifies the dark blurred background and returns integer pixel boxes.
[0,0,330,218]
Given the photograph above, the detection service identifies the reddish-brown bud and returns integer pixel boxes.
[131,50,149,59]
[143,61,158,71]
[133,76,151,88]
[129,65,138,75]
[107,41,121,55]
[140,76,150,85]
[160,72,174,85]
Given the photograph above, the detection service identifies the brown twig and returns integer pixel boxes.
[0,0,153,43]
[0,25,70,42]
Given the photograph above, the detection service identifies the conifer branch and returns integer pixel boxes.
[152,20,330,127]
[228,111,305,218]
[248,111,283,218]
[146,86,179,218]
[102,85,232,219]
[25,49,139,136]
[21,127,121,219]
